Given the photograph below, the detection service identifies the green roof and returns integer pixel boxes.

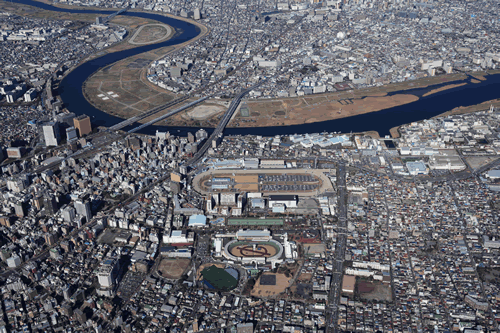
[228,218,283,226]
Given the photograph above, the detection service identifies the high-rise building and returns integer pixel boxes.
[33,195,43,210]
[195,128,208,141]
[74,199,92,222]
[97,258,121,288]
[44,195,58,215]
[62,206,76,222]
[24,88,37,102]
[66,127,78,141]
[74,114,92,137]
[194,8,201,20]
[45,233,57,246]
[55,112,76,127]
[43,122,60,146]
[14,202,27,217]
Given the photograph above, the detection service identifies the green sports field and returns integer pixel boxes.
[201,265,238,290]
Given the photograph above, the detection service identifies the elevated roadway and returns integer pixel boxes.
[186,82,264,167]
[127,96,209,133]
[109,95,191,131]
[326,163,347,333]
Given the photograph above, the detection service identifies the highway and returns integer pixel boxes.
[127,96,209,134]
[109,94,191,131]
[326,163,347,333]
[186,81,264,167]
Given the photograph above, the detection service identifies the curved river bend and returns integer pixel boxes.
[13,0,500,137]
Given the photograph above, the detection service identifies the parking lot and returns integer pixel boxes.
[259,174,316,182]
[261,184,318,192]
[117,271,146,301]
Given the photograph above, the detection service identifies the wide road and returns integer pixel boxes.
[326,163,347,333]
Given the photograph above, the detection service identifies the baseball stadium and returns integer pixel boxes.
[201,265,239,291]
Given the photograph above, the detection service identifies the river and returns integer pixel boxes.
[12,0,500,137]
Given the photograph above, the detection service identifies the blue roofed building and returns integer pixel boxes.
[188,214,207,227]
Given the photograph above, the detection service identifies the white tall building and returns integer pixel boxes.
[43,122,60,146]
[74,199,92,222]
[97,258,120,288]
[194,8,201,19]
[24,88,37,102]
[62,206,76,222]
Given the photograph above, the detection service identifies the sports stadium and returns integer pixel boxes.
[201,265,239,291]
[221,230,285,265]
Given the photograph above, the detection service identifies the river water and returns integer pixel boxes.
[13,0,500,137]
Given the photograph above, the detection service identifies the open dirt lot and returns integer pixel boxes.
[251,273,290,297]
[303,243,327,255]
[229,93,418,128]
[357,280,392,302]
[465,156,500,170]
[185,104,225,120]
[157,258,190,279]
[297,273,313,282]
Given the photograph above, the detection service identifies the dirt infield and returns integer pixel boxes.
[230,244,278,258]
[157,258,190,279]
[251,273,290,297]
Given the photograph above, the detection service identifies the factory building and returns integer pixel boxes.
[268,195,298,208]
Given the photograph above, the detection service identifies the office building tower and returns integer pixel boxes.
[97,258,121,288]
[24,88,37,102]
[44,195,58,215]
[62,206,76,222]
[74,114,92,137]
[74,199,92,222]
[14,202,27,217]
[45,233,57,246]
[194,8,201,19]
[66,126,78,141]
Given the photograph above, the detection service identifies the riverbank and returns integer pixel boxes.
[5,0,208,124]
[389,92,500,139]
[79,6,209,124]
[7,0,500,139]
